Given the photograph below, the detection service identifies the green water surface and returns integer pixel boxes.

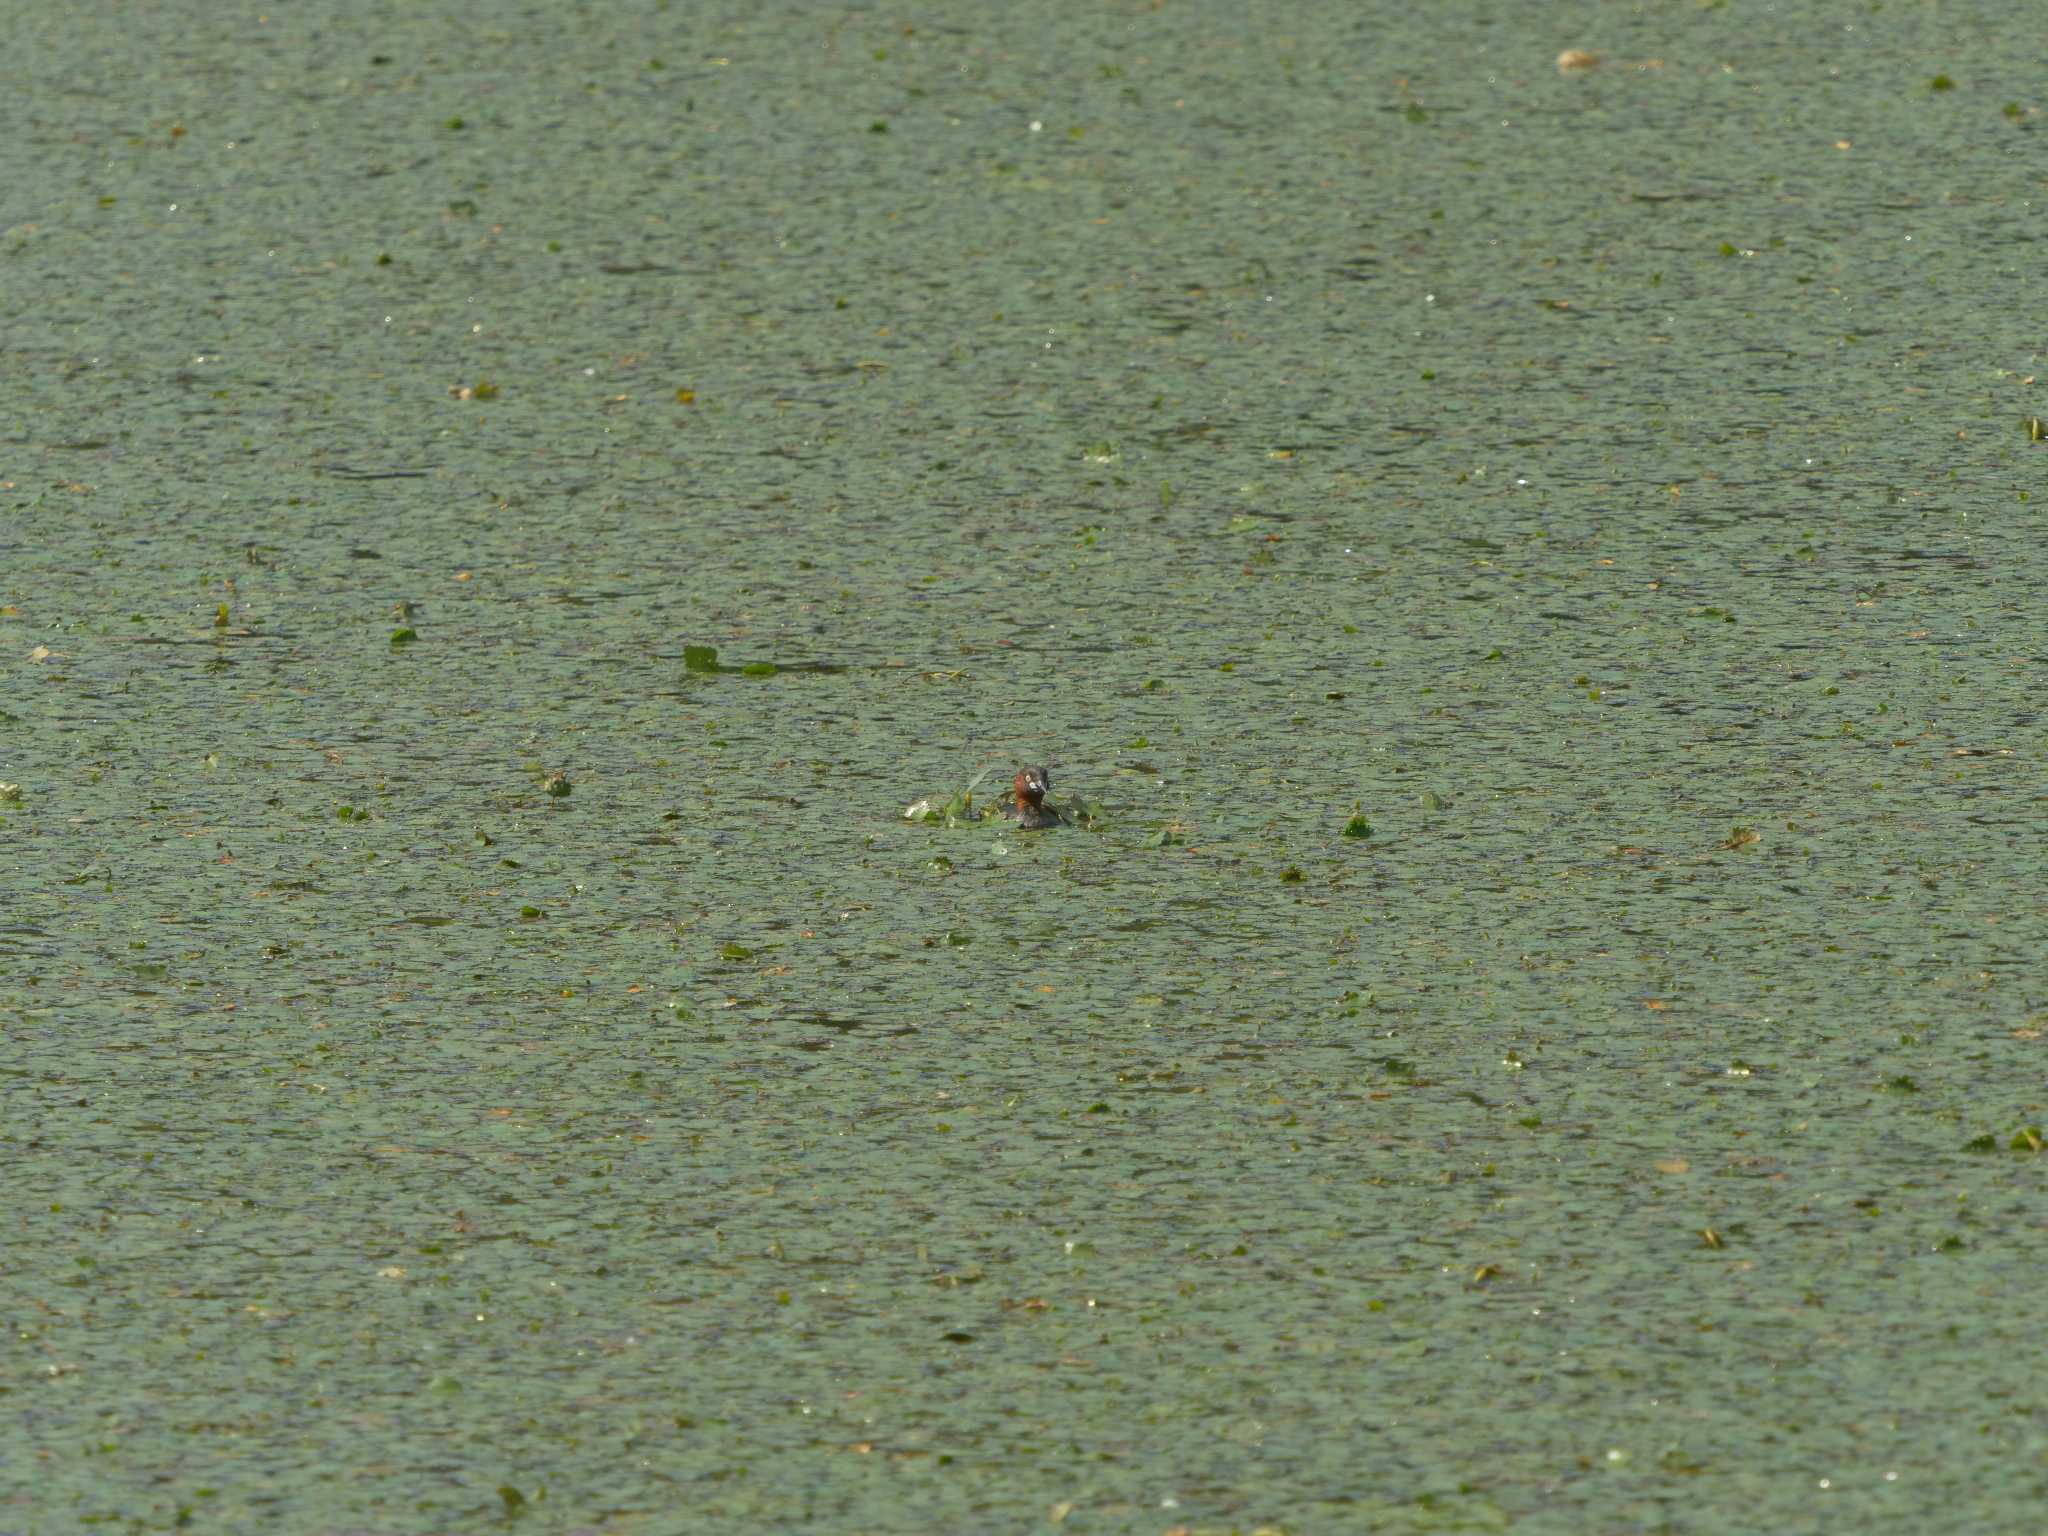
[6,1,2047,1531]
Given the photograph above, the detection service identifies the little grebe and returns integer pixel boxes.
[998,765,1065,829]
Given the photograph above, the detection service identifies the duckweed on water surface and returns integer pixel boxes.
[7,1,2048,1531]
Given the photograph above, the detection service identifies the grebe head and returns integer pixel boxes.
[1015,765,1051,808]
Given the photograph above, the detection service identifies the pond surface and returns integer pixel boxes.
[7,1,2047,1530]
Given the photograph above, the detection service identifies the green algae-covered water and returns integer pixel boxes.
[7,1,2047,1530]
